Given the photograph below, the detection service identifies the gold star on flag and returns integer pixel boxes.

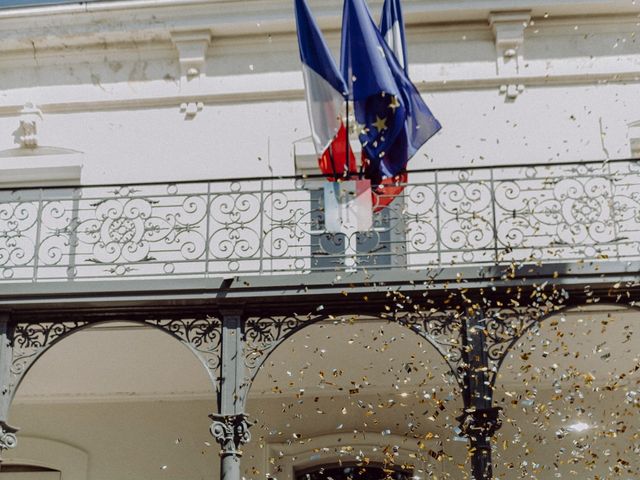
[373,115,387,132]
[389,96,401,112]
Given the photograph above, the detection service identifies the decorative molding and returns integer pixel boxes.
[170,29,212,82]
[170,29,211,117]
[0,151,83,188]
[0,1,637,50]
[1,68,639,119]
[489,11,531,99]
[180,101,204,119]
[17,103,43,149]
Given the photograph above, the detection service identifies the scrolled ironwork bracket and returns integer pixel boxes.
[244,314,326,383]
[394,309,465,386]
[144,316,222,393]
[10,320,91,404]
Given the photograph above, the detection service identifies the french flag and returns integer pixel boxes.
[295,0,356,180]
[380,0,408,73]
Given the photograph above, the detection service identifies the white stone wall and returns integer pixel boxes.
[0,0,638,185]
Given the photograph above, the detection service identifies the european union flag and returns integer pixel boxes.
[341,0,441,183]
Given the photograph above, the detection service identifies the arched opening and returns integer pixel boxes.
[244,316,465,480]
[7,321,219,479]
[493,304,640,478]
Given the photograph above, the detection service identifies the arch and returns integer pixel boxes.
[490,301,640,387]
[491,301,640,479]
[267,433,424,480]
[10,316,221,405]
[244,317,466,479]
[2,436,89,480]
[243,311,464,399]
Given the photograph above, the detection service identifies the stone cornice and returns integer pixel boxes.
[0,0,637,53]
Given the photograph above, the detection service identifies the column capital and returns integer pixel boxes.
[209,413,252,459]
[456,406,503,440]
[0,421,19,456]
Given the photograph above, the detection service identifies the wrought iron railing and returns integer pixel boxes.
[1,159,638,283]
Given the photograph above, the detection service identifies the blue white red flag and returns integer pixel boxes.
[341,0,441,183]
[380,0,408,73]
[294,0,356,179]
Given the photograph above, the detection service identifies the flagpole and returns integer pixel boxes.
[328,145,338,179]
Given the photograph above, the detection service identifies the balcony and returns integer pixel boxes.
[0,159,638,285]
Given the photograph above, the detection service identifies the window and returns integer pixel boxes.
[295,137,406,271]
[296,464,412,480]
[0,465,61,480]
[309,188,406,271]
[630,121,640,158]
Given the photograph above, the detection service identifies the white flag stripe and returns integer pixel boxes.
[384,20,405,70]
[323,180,373,233]
[302,63,345,155]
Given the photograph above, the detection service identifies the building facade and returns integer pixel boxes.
[0,0,639,479]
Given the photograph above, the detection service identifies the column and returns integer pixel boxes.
[0,314,18,460]
[457,310,502,480]
[210,311,252,480]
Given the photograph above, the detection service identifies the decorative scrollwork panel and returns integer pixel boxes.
[244,314,326,381]
[0,190,41,281]
[394,310,464,385]
[145,316,222,391]
[9,316,222,401]
[494,163,620,263]
[10,320,91,399]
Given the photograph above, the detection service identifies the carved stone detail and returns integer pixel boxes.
[209,413,252,458]
[171,29,211,81]
[17,103,43,149]
[180,101,204,119]
[489,11,531,99]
